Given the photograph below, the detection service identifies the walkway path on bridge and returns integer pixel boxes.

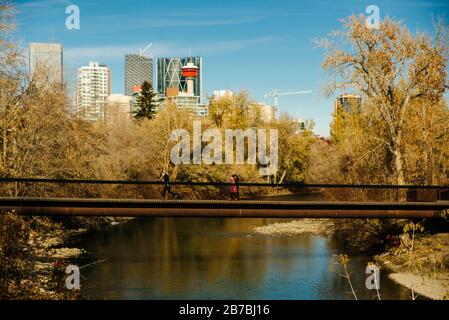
[1,178,448,218]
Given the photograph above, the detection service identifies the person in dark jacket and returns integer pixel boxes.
[234,174,240,200]
[161,173,173,199]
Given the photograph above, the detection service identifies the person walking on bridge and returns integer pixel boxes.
[161,173,174,199]
[230,174,240,200]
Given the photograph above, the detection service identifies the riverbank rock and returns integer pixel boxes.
[49,247,84,259]
[252,219,334,236]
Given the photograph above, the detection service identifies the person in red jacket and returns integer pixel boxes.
[230,174,240,200]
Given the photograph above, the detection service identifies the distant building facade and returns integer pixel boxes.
[163,94,208,117]
[105,94,132,120]
[249,103,277,123]
[259,103,277,123]
[75,62,110,121]
[124,54,153,96]
[213,90,234,99]
[334,93,362,114]
[29,42,63,85]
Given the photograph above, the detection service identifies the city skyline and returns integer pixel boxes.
[2,1,449,304]
[16,0,449,136]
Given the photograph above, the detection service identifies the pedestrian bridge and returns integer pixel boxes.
[0,178,448,218]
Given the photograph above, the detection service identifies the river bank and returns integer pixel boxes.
[252,218,334,236]
[0,213,134,299]
[41,217,134,260]
[375,233,449,300]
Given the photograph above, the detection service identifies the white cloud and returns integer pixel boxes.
[16,0,71,10]
[64,37,275,65]
[86,16,264,31]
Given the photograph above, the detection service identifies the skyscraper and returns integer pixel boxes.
[334,93,362,114]
[124,54,153,96]
[75,62,110,121]
[156,57,206,116]
[156,57,202,100]
[29,42,63,84]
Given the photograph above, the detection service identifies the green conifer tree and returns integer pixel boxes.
[132,81,158,120]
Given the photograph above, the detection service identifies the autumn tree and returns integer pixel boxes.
[317,15,449,185]
[0,1,22,174]
[208,91,252,129]
[317,15,449,253]
[274,113,315,183]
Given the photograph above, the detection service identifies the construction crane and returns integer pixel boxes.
[264,90,312,109]
[139,43,153,57]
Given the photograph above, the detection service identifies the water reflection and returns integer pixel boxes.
[77,218,409,300]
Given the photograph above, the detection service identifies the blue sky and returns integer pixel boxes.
[14,0,449,136]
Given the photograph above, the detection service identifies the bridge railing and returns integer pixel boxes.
[0,178,447,202]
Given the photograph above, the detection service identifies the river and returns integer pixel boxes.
[75,217,411,300]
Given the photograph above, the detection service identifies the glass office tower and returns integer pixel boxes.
[124,54,153,96]
[156,57,202,100]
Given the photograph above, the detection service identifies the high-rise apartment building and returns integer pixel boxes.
[156,57,202,100]
[29,42,63,84]
[75,62,110,121]
[124,54,153,96]
[334,94,362,114]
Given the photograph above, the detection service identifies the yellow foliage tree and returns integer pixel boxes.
[318,15,449,185]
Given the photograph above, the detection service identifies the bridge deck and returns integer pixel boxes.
[1,197,448,218]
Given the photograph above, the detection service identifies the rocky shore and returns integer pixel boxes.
[28,216,133,299]
[42,216,133,260]
[375,233,449,300]
[252,219,334,236]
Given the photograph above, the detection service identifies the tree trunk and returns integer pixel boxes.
[393,147,405,186]
[392,138,406,201]
[391,131,405,186]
